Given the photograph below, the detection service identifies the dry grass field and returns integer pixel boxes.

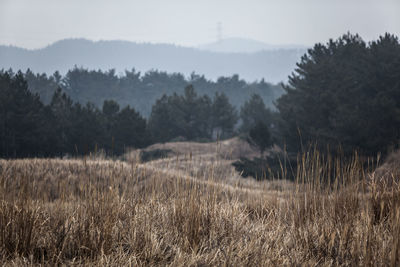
[0,140,399,266]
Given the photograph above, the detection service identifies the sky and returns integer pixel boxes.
[0,0,399,49]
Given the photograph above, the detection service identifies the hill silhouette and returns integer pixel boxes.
[0,38,305,83]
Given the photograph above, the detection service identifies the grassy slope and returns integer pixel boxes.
[0,141,399,266]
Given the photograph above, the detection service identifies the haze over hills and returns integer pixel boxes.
[0,38,306,83]
[198,37,308,53]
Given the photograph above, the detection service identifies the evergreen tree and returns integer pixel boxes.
[148,85,214,142]
[211,92,238,139]
[276,33,400,156]
[247,122,272,156]
[113,106,148,153]
[24,69,60,104]
[50,88,76,154]
[0,71,45,157]
[102,100,120,153]
[71,102,104,155]
[240,94,273,133]
[180,85,212,140]
[148,95,178,143]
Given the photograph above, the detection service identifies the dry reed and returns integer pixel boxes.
[0,149,399,266]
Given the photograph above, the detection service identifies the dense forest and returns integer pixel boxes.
[0,70,273,157]
[277,33,400,157]
[233,33,400,179]
[22,67,283,117]
[1,33,399,163]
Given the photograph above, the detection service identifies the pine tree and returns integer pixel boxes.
[0,71,45,157]
[113,106,148,153]
[211,92,238,139]
[240,94,272,133]
[276,33,400,156]
[247,122,272,156]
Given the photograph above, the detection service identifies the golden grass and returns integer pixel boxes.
[135,137,261,160]
[0,150,399,266]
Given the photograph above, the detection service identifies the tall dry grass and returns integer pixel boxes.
[0,150,399,266]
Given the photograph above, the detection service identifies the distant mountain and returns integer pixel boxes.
[198,37,307,54]
[0,38,306,83]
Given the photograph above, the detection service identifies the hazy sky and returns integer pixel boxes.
[1,0,399,49]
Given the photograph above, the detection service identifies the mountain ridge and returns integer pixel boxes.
[0,38,306,83]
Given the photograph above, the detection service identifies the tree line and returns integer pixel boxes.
[0,71,273,158]
[23,68,283,117]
